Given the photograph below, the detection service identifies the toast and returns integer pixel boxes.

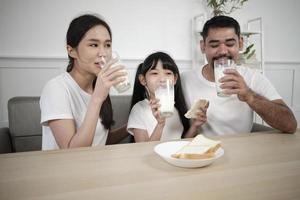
[184,99,209,119]
[171,135,221,159]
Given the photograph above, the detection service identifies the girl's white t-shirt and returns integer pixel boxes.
[40,72,108,150]
[127,99,183,141]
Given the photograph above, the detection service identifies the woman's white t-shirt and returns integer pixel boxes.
[127,99,183,141]
[40,72,108,150]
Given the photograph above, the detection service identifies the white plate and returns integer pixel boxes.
[154,141,224,168]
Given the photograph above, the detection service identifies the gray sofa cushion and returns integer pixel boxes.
[251,123,274,132]
[110,95,132,143]
[0,127,12,153]
[111,95,131,129]
[8,97,42,152]
[5,95,132,152]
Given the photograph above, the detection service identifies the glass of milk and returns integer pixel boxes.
[155,79,174,118]
[101,51,131,93]
[214,57,236,97]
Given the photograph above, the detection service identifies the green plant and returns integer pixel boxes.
[206,0,249,16]
[243,43,255,59]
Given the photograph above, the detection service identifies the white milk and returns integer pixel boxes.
[214,58,236,97]
[101,52,131,93]
[214,67,228,97]
[155,80,174,117]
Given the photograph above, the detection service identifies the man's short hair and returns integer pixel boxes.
[201,15,241,41]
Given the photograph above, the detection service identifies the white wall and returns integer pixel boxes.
[1,0,299,62]
[0,0,299,127]
[231,0,300,62]
[0,0,205,60]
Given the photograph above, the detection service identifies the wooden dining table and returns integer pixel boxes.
[0,129,300,200]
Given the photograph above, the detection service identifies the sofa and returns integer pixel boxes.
[0,95,132,153]
[0,95,273,154]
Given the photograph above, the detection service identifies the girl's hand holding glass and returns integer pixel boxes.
[149,98,166,125]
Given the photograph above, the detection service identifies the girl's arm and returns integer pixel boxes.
[183,105,209,138]
[131,99,166,142]
[131,121,165,142]
[49,63,126,148]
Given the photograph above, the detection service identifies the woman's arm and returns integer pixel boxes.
[49,96,105,148]
[106,124,129,145]
[49,63,126,148]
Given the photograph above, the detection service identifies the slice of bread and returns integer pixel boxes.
[171,135,221,159]
[184,99,209,119]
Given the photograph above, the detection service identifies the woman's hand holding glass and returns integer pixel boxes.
[93,58,127,102]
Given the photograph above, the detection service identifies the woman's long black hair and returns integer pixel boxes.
[130,52,190,137]
[66,14,113,130]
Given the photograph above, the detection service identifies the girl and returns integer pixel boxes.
[127,52,208,142]
[40,14,127,150]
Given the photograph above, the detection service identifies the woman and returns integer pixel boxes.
[40,14,127,150]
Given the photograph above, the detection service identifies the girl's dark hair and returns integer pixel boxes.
[130,63,145,108]
[131,52,190,136]
[66,14,113,129]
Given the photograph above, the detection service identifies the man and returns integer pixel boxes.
[181,15,297,135]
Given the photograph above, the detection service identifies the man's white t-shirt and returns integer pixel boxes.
[40,72,108,150]
[181,65,281,136]
[127,99,183,141]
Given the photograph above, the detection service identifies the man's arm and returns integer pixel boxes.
[245,91,297,133]
[221,69,297,133]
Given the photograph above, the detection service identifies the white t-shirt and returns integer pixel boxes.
[40,72,108,150]
[127,99,183,141]
[181,65,281,136]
